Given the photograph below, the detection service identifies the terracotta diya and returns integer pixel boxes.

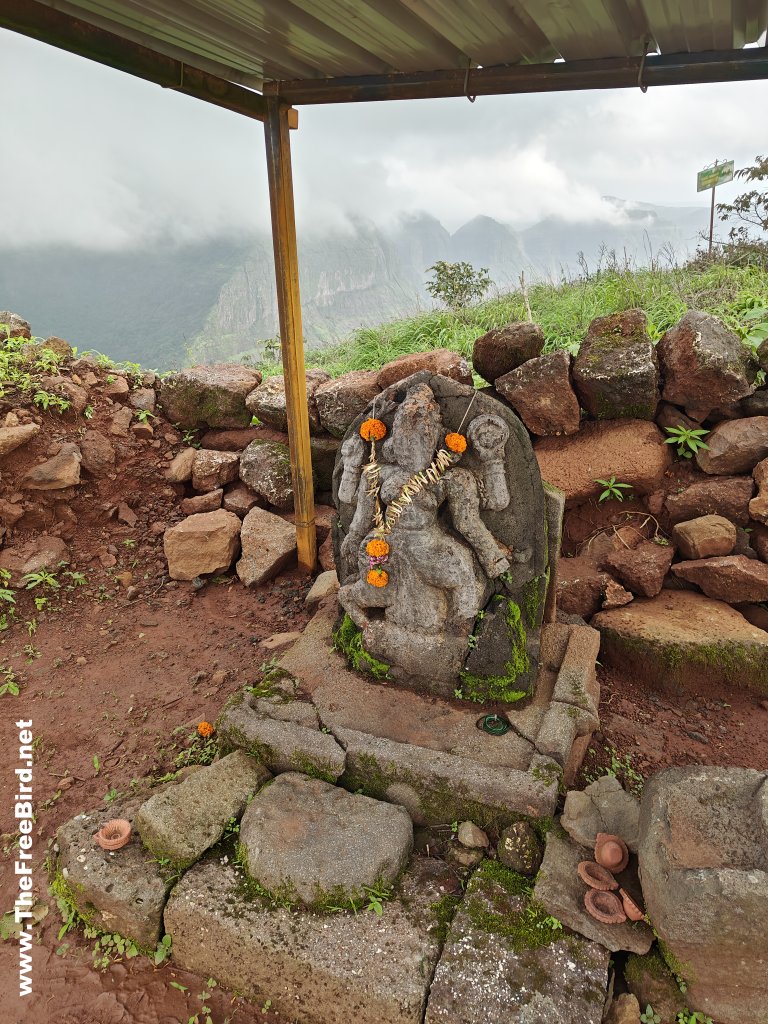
[584,888,627,925]
[594,832,629,873]
[576,860,618,891]
[95,818,132,851]
[619,888,645,921]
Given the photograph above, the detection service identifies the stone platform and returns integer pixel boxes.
[218,597,600,830]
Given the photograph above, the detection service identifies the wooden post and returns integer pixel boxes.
[264,97,317,572]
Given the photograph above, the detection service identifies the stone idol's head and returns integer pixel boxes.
[383,384,442,474]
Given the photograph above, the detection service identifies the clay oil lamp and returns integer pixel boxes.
[594,832,629,874]
[619,888,645,921]
[95,819,132,851]
[577,861,618,891]
[584,888,627,925]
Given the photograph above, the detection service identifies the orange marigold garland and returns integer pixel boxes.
[197,721,215,738]
[445,432,467,454]
[360,418,387,442]
[365,538,390,558]
[366,567,389,588]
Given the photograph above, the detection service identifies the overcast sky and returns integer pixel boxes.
[1,27,766,248]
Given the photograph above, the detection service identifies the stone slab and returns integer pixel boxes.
[561,775,640,853]
[425,864,610,1023]
[135,751,270,867]
[165,856,452,1024]
[56,796,174,949]
[239,772,413,905]
[534,831,653,954]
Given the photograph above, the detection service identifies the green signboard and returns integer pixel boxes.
[697,160,734,192]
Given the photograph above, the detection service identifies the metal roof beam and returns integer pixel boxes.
[1,0,269,122]
[265,46,768,104]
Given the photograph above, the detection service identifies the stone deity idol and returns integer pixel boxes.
[332,371,550,703]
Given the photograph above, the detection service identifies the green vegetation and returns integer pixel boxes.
[640,1006,661,1024]
[460,596,529,703]
[464,861,563,950]
[332,612,392,680]
[664,425,710,460]
[595,476,634,503]
[426,260,492,311]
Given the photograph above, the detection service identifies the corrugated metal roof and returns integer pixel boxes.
[32,0,768,90]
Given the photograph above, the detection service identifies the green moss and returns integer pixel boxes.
[49,869,156,957]
[530,762,563,790]
[460,597,530,703]
[332,613,391,680]
[464,862,563,950]
[429,893,462,944]
[657,936,696,988]
[521,571,549,629]
[289,751,338,784]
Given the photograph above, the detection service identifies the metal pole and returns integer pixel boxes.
[709,185,716,253]
[263,98,317,573]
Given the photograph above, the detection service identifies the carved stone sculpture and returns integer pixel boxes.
[333,371,551,703]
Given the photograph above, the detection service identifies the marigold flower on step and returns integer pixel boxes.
[445,432,467,454]
[366,567,389,588]
[360,418,387,442]
[197,720,215,738]
[366,538,390,558]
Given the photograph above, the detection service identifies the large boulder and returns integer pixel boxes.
[495,350,581,436]
[239,439,294,509]
[657,310,754,418]
[593,589,768,694]
[665,474,755,525]
[638,766,768,1024]
[159,363,262,429]
[671,514,737,559]
[696,416,768,475]
[163,508,241,580]
[21,443,81,490]
[573,309,659,419]
[376,349,472,389]
[246,369,330,433]
[236,505,297,586]
[671,554,768,603]
[238,772,413,906]
[535,420,672,504]
[472,321,545,384]
[315,370,382,438]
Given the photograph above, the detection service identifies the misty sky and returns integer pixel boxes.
[2,27,767,249]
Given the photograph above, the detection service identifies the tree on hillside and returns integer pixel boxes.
[717,155,768,243]
[426,261,492,312]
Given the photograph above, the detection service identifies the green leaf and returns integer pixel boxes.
[169,981,188,992]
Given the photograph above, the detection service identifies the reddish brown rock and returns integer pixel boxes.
[495,351,580,436]
[672,555,768,603]
[751,522,768,562]
[180,489,223,515]
[163,509,241,581]
[0,535,70,584]
[318,533,335,571]
[79,430,116,476]
[696,416,768,475]
[749,457,768,524]
[376,349,472,390]
[557,557,608,618]
[191,450,240,492]
[472,322,544,384]
[657,310,755,416]
[604,539,674,598]
[655,401,700,434]
[199,427,263,451]
[664,475,754,525]
[0,423,40,458]
[222,483,262,517]
[246,369,330,434]
[572,309,659,420]
[165,447,197,483]
[535,420,672,505]
[671,515,737,560]
[602,578,634,609]
[314,371,382,439]
[21,443,82,490]
[0,311,31,340]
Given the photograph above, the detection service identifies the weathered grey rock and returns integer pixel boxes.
[573,309,659,419]
[561,775,640,852]
[665,474,755,525]
[315,370,382,437]
[159,363,262,429]
[239,773,413,905]
[0,311,31,339]
[165,856,449,1024]
[696,416,768,474]
[535,419,672,504]
[305,569,339,606]
[135,751,269,868]
[604,539,674,598]
[217,694,346,781]
[78,429,115,476]
[426,861,610,1024]
[457,821,488,848]
[497,821,543,874]
[377,349,472,389]
[56,797,173,948]
[128,387,156,413]
[495,350,581,436]
[165,446,197,483]
[472,321,545,384]
[21,443,81,490]
[672,554,768,603]
[658,310,755,417]
[672,513,737,559]
[180,488,223,514]
[163,508,241,580]
[535,831,653,953]
[638,766,768,1024]
[236,505,296,586]
[239,438,294,509]
[0,423,39,458]
[246,368,329,433]
[191,449,239,492]
[593,589,768,695]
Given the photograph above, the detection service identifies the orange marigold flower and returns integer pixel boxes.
[360,418,387,442]
[366,568,389,588]
[445,432,467,454]
[366,538,390,558]
[197,721,215,738]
